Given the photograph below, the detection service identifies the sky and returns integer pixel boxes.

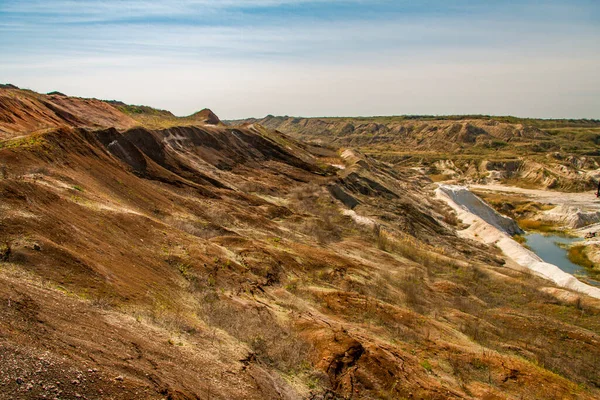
[1,0,599,119]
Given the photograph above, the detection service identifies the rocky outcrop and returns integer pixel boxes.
[539,205,600,229]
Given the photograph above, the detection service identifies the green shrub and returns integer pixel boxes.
[0,241,11,262]
[568,245,594,269]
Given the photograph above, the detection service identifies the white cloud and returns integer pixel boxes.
[0,0,361,23]
[1,0,599,118]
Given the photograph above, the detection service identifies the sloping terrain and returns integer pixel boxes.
[0,85,224,141]
[2,88,600,399]
[105,101,224,129]
[232,115,600,191]
[234,116,551,151]
[0,87,138,138]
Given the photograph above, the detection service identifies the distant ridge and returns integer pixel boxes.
[0,86,228,138]
[189,108,221,125]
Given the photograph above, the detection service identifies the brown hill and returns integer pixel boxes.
[232,115,555,151]
[107,102,225,130]
[0,85,226,140]
[0,86,138,139]
[1,88,600,399]
[189,108,221,125]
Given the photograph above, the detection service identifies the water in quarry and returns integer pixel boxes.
[525,233,600,286]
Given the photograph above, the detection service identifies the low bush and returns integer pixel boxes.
[512,234,526,244]
[0,241,11,262]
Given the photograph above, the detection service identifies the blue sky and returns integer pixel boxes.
[1,0,599,118]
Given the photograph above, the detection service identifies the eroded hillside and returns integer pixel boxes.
[2,88,600,399]
[233,115,600,192]
[0,85,223,140]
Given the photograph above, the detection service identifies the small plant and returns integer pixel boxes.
[285,279,299,292]
[0,241,11,262]
[72,185,84,192]
[373,224,389,251]
[421,359,433,372]
[177,263,191,279]
[0,136,45,149]
[512,234,526,244]
[470,358,488,370]
[441,210,459,226]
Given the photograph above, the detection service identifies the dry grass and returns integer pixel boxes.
[288,183,351,244]
[200,294,312,373]
[474,191,555,220]
[429,174,453,182]
[383,232,438,267]
[517,218,558,232]
[395,270,428,313]
[299,214,344,245]
[167,217,233,240]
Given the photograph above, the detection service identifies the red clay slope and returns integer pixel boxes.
[0,86,138,139]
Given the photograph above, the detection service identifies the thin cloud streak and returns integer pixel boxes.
[2,15,598,62]
[0,0,598,118]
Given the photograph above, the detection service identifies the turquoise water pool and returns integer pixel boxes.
[524,233,600,286]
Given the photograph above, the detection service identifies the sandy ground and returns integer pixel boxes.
[469,184,600,211]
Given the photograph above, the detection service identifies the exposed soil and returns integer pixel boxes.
[234,115,600,192]
[2,87,600,399]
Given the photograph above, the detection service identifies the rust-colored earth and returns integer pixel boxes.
[1,85,600,399]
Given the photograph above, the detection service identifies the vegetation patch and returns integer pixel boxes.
[0,136,46,149]
[0,241,11,262]
[420,359,433,372]
[428,174,453,182]
[567,245,595,269]
[200,295,313,374]
[517,218,559,233]
[512,234,526,245]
